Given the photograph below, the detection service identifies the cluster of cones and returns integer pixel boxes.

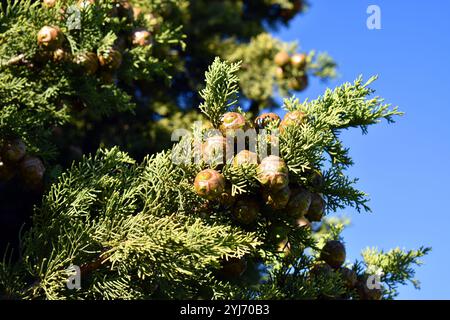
[192,111,327,277]
[0,138,45,191]
[191,111,382,299]
[274,50,309,91]
[33,0,155,82]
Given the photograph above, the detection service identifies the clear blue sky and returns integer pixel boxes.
[273,0,450,299]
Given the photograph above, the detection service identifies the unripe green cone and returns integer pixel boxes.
[279,110,307,133]
[219,112,249,136]
[1,138,26,163]
[74,52,99,75]
[320,240,346,269]
[262,185,291,210]
[306,168,324,189]
[288,74,309,91]
[232,196,259,225]
[286,187,312,218]
[98,48,122,70]
[257,155,289,191]
[339,267,357,289]
[201,135,231,165]
[232,150,258,166]
[194,169,225,201]
[305,193,325,222]
[219,186,235,209]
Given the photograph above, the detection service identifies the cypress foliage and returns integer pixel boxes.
[0,0,429,300]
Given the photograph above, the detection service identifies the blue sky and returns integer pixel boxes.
[273,0,450,299]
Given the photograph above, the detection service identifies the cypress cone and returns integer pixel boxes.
[288,74,309,91]
[254,112,280,130]
[290,53,307,69]
[52,48,69,63]
[307,168,324,189]
[262,185,291,210]
[37,26,63,50]
[268,223,290,243]
[19,155,45,189]
[320,240,346,269]
[232,150,258,166]
[305,193,325,222]
[218,257,247,278]
[339,267,357,289]
[98,48,122,70]
[74,52,99,75]
[218,186,235,209]
[280,110,307,133]
[201,135,230,165]
[194,169,225,201]
[232,196,259,225]
[275,66,284,80]
[257,155,289,191]
[274,50,290,67]
[1,138,26,163]
[286,187,312,218]
[219,112,249,136]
